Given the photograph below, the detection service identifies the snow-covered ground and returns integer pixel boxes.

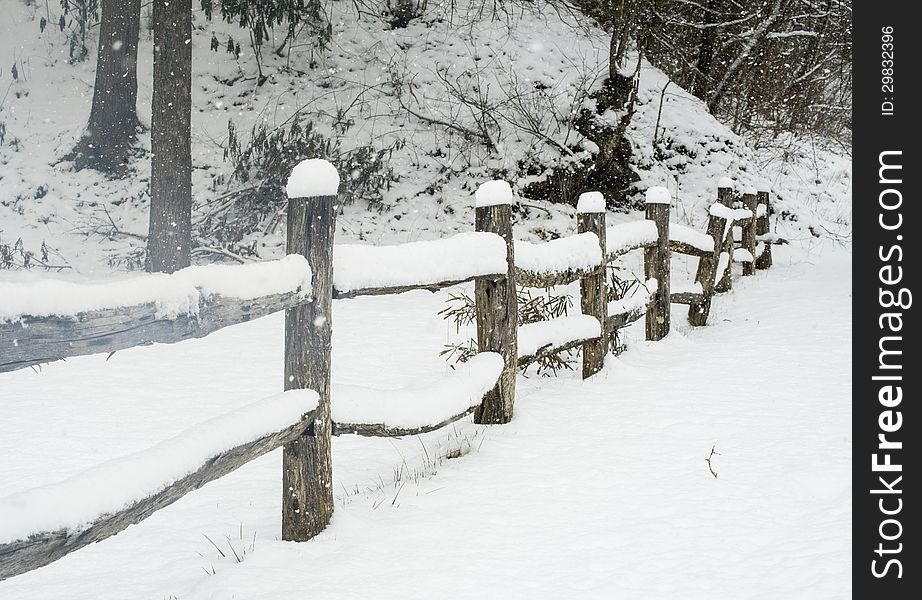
[0,240,851,599]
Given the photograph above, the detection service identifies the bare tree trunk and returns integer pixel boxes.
[691,0,719,99]
[148,0,192,273]
[707,0,783,112]
[72,0,141,174]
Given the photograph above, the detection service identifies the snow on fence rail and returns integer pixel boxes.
[332,352,504,437]
[514,232,602,287]
[0,256,313,373]
[0,390,320,579]
[333,232,507,298]
[0,159,778,581]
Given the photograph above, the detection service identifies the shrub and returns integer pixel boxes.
[196,115,400,251]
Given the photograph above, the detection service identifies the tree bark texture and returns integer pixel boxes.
[74,0,141,173]
[148,0,192,273]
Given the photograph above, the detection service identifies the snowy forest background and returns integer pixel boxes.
[0,0,851,274]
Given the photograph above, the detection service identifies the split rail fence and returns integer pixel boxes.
[0,160,777,580]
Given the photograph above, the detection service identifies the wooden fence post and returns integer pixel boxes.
[741,190,758,276]
[688,209,728,327]
[755,190,773,270]
[474,181,517,424]
[282,159,337,541]
[714,181,734,293]
[644,187,671,340]
[577,191,607,378]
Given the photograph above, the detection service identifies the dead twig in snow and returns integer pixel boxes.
[706,445,721,478]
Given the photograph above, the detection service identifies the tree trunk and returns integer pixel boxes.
[72,0,141,173]
[691,0,719,99]
[148,0,192,273]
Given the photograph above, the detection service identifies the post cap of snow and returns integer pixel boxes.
[743,186,758,196]
[475,180,514,208]
[717,177,735,189]
[644,186,671,205]
[286,159,340,199]
[576,191,605,213]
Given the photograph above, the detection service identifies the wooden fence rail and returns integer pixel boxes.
[0,159,777,581]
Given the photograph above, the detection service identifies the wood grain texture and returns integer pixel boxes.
[578,212,607,378]
[644,202,671,341]
[333,274,503,299]
[607,241,655,262]
[282,194,335,541]
[0,411,315,582]
[332,407,477,438]
[670,291,705,305]
[669,240,711,258]
[687,212,728,327]
[740,193,758,276]
[755,191,773,269]
[714,186,735,293]
[514,265,600,288]
[0,292,310,374]
[606,302,650,330]
[474,204,517,424]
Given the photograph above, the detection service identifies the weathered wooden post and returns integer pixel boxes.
[714,179,734,293]
[741,189,758,276]
[282,159,337,541]
[644,186,671,340]
[755,190,773,270]
[474,180,517,424]
[577,191,608,378]
[688,206,728,327]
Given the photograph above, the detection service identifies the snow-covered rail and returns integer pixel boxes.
[332,352,504,437]
[333,232,508,298]
[0,256,313,373]
[0,391,320,580]
[514,232,604,287]
[0,162,778,582]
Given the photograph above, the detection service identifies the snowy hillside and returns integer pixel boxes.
[0,0,849,275]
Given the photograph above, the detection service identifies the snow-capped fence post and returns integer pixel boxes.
[688,210,729,327]
[741,190,758,276]
[714,181,735,293]
[576,192,608,378]
[474,181,518,424]
[644,187,671,341]
[755,191,773,270]
[282,159,339,541]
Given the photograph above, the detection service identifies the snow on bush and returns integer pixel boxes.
[0,390,319,545]
[0,255,312,322]
[333,232,507,293]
